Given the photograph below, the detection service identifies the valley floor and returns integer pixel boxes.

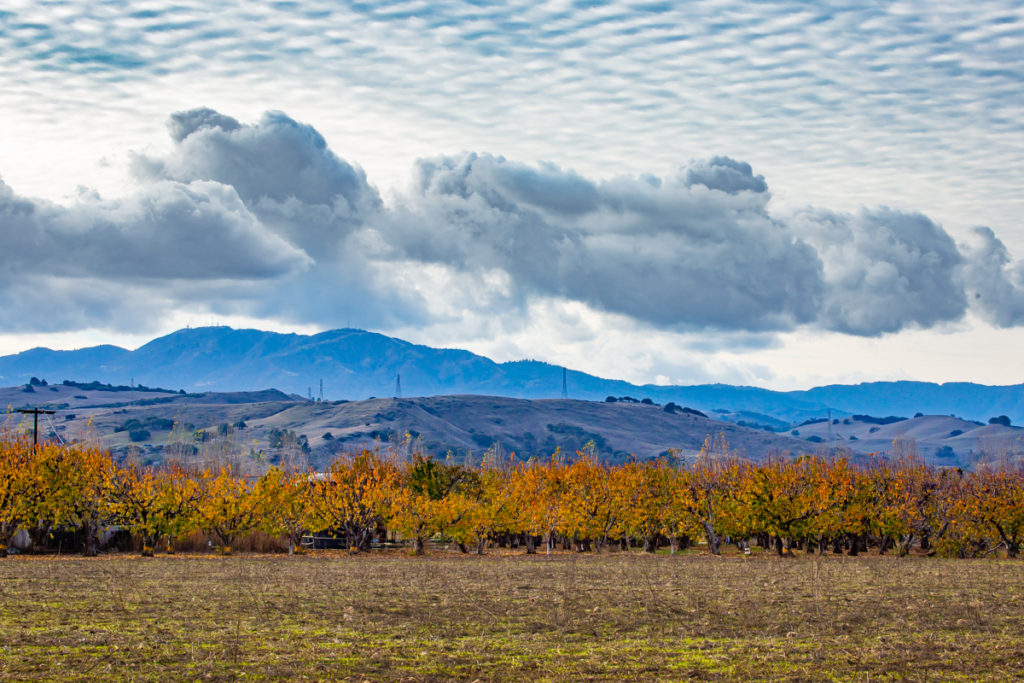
[1,551,1022,681]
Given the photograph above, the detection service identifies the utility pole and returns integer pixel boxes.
[17,407,56,447]
[319,379,323,402]
[394,373,402,399]
[827,408,833,457]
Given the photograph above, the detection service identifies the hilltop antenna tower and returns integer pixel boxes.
[561,367,568,400]
[319,379,324,402]
[395,373,402,399]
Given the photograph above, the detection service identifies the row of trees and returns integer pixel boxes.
[1,435,1022,559]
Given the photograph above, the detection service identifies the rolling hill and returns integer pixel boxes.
[790,414,1024,467]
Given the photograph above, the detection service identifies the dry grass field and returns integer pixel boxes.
[1,551,1022,681]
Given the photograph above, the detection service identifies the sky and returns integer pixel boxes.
[2,0,1024,390]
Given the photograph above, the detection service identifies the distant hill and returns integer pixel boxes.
[1,326,1022,425]
[0,388,810,466]
[255,395,809,464]
[5,378,1020,468]
[790,414,1024,468]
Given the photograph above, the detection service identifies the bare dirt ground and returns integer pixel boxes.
[1,551,1022,681]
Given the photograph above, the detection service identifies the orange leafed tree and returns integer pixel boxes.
[195,466,263,554]
[107,462,201,556]
[966,466,1024,557]
[0,436,34,557]
[30,442,116,556]
[255,466,315,555]
[307,450,400,552]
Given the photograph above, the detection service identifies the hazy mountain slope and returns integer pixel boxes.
[790,382,1024,425]
[0,327,833,421]
[0,345,131,385]
[1,326,1022,424]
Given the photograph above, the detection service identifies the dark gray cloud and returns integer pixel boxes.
[962,226,1024,327]
[683,156,768,195]
[133,109,382,255]
[396,152,821,331]
[2,108,1022,341]
[0,276,169,334]
[167,107,242,143]
[792,207,968,335]
[0,177,306,281]
[0,173,311,332]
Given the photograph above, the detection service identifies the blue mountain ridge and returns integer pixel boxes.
[0,326,1021,425]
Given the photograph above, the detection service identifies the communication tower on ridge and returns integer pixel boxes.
[395,373,402,399]
[561,367,568,400]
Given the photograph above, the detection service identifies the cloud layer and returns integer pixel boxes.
[2,108,1023,341]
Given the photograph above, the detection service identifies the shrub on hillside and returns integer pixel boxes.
[128,428,151,442]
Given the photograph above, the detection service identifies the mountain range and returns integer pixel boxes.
[1,326,1023,426]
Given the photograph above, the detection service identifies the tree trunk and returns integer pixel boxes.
[412,536,425,555]
[643,533,658,553]
[82,523,98,557]
[141,533,157,557]
[476,538,486,555]
[702,522,720,556]
[525,535,536,554]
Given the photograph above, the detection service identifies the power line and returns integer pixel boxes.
[44,412,65,446]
